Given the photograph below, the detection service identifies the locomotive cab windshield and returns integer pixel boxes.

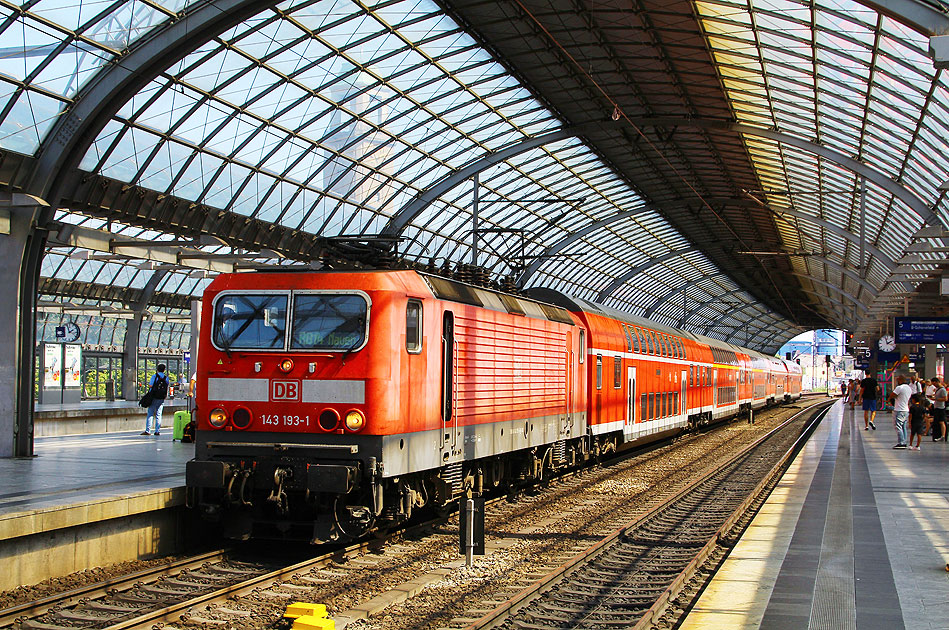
[212,291,369,352]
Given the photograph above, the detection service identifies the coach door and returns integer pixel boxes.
[712,369,718,409]
[680,370,687,422]
[440,311,457,452]
[626,366,636,433]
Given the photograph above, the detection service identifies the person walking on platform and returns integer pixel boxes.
[889,374,912,449]
[860,373,879,430]
[908,393,928,450]
[932,377,947,442]
[142,363,169,436]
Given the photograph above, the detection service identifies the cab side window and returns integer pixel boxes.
[406,300,423,353]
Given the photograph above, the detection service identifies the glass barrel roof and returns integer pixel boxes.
[38,0,796,350]
[18,0,946,352]
[694,0,949,335]
[0,0,197,154]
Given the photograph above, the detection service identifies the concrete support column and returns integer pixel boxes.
[123,315,142,401]
[0,195,50,458]
[123,269,167,401]
[924,344,937,379]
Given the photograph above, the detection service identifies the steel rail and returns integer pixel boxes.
[460,400,834,630]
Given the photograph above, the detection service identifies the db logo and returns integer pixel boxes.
[271,380,301,401]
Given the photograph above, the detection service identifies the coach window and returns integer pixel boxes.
[596,355,603,390]
[406,300,422,353]
[623,325,631,352]
[649,393,656,419]
[614,356,622,389]
[632,328,640,353]
[641,394,648,422]
[579,330,586,363]
[646,332,655,355]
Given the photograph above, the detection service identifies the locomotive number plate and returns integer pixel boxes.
[261,414,310,427]
[271,379,301,401]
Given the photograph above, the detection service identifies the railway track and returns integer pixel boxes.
[2,400,828,630]
[2,539,386,630]
[456,401,832,630]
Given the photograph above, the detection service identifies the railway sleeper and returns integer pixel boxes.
[75,601,141,613]
[18,620,78,630]
[539,597,656,611]
[558,584,668,598]
[45,609,117,623]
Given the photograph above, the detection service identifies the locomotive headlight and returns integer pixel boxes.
[344,409,366,431]
[209,408,228,428]
[278,358,294,373]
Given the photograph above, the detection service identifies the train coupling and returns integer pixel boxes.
[266,467,292,514]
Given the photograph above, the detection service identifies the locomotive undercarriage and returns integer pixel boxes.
[189,436,591,544]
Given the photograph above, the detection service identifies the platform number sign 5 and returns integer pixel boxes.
[271,380,301,401]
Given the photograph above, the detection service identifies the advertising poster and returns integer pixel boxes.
[44,344,61,388]
[64,344,82,388]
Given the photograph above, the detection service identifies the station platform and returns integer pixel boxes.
[680,399,949,630]
[0,430,192,591]
[34,399,188,437]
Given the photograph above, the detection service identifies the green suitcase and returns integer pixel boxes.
[173,410,191,441]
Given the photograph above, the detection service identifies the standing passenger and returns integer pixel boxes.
[889,375,912,449]
[142,363,169,436]
[932,377,947,442]
[908,393,927,451]
[860,373,879,430]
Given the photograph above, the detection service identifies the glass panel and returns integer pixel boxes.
[291,294,368,350]
[213,293,288,350]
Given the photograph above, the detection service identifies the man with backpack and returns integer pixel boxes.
[142,363,169,436]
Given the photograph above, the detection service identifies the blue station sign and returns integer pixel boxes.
[894,317,949,344]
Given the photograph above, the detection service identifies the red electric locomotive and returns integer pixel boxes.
[186,270,801,542]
